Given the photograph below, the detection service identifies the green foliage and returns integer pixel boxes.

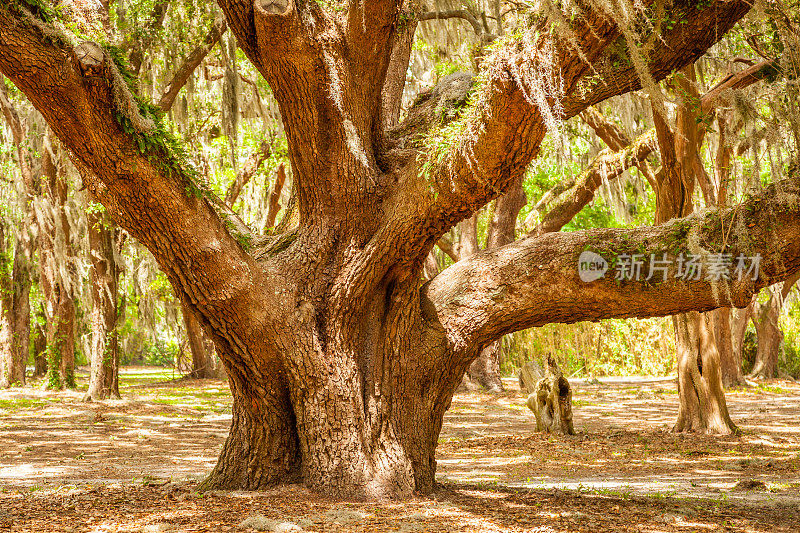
[781,301,800,378]
[9,0,61,23]
[503,317,676,378]
[44,342,61,390]
[143,340,179,368]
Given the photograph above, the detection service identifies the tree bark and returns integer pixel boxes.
[264,163,287,228]
[673,312,737,433]
[32,318,46,378]
[465,176,528,392]
[712,308,746,387]
[652,64,736,433]
[84,210,121,401]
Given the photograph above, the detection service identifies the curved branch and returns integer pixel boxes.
[158,17,227,112]
[532,130,657,235]
[423,176,800,354]
[225,139,272,206]
[394,0,750,269]
[0,7,285,361]
[418,10,484,36]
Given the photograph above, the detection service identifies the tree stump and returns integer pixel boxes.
[518,355,575,435]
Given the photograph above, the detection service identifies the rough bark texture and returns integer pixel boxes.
[713,307,746,387]
[672,312,737,433]
[84,210,121,401]
[1,0,785,498]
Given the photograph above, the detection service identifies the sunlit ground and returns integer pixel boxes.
[0,368,798,531]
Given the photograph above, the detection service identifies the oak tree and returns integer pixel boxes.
[2,0,799,499]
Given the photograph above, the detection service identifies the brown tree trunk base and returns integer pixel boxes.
[673,313,738,435]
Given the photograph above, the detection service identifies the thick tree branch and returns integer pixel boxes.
[395,0,750,269]
[346,0,401,104]
[157,17,227,112]
[423,176,800,354]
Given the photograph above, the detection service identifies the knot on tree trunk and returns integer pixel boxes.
[74,42,105,77]
[519,355,575,435]
[392,72,474,139]
[255,0,291,16]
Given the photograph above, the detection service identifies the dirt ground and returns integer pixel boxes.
[0,368,798,532]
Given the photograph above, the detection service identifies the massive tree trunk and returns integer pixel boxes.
[3,0,788,497]
[84,210,121,401]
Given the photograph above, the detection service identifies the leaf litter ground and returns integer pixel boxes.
[0,368,798,532]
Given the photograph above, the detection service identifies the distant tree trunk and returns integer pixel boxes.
[265,163,287,228]
[713,308,745,387]
[8,245,30,387]
[0,219,30,388]
[0,82,35,388]
[182,301,216,379]
[32,318,47,378]
[84,210,121,400]
[750,285,783,378]
[39,139,76,390]
[731,300,753,372]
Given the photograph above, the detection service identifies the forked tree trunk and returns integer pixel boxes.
[84,210,121,401]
